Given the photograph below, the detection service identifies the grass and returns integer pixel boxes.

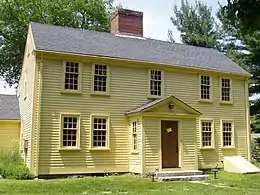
[0,172,260,195]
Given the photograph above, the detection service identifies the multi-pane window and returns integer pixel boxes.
[150,70,162,96]
[200,76,211,99]
[223,122,233,146]
[64,62,79,90]
[94,64,107,92]
[93,117,108,148]
[201,121,213,147]
[132,121,137,151]
[62,116,79,147]
[221,78,231,101]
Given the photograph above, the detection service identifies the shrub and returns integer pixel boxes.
[0,148,31,180]
[252,138,260,162]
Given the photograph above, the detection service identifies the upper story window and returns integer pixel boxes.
[64,61,81,91]
[60,114,80,149]
[149,70,163,97]
[200,75,211,100]
[221,78,231,102]
[201,120,214,148]
[92,64,110,95]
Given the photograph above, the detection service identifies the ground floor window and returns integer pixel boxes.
[222,121,234,147]
[60,114,80,148]
[91,115,109,148]
[201,120,214,148]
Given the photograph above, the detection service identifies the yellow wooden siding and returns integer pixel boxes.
[181,118,198,170]
[0,122,20,149]
[37,54,248,174]
[17,30,36,170]
[128,117,142,173]
[143,117,159,173]
[38,58,151,175]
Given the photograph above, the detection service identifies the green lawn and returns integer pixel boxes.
[0,172,260,195]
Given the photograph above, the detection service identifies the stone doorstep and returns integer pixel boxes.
[156,170,203,177]
[158,175,209,182]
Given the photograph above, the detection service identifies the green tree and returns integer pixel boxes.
[169,0,219,48]
[0,0,114,86]
[223,0,260,33]
[219,2,260,131]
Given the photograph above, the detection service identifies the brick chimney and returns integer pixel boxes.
[110,9,143,37]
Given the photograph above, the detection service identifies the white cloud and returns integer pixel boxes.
[0,80,16,95]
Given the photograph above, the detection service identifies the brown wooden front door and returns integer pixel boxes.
[161,120,179,168]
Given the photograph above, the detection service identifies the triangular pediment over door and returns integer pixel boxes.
[126,95,201,118]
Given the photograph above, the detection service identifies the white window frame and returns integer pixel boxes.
[220,77,232,104]
[199,75,212,102]
[59,113,81,150]
[148,69,164,98]
[200,119,215,149]
[131,121,138,153]
[221,120,235,148]
[91,64,110,96]
[61,61,82,93]
[90,114,110,150]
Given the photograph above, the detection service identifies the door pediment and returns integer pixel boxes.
[126,95,201,117]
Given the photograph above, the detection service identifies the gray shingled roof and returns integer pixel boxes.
[0,94,20,120]
[30,22,250,76]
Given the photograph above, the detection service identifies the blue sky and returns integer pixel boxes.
[0,0,227,95]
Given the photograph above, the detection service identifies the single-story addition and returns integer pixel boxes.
[0,94,20,150]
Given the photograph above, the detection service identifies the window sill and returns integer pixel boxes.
[198,99,213,103]
[221,146,236,150]
[59,147,81,151]
[131,151,138,154]
[89,148,111,151]
[90,91,110,97]
[60,90,82,95]
[200,147,215,150]
[147,95,163,99]
[219,101,233,105]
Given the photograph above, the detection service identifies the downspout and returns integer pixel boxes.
[34,53,43,176]
[245,78,251,161]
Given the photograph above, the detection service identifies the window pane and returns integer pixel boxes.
[221,78,231,101]
[94,64,107,92]
[93,117,107,147]
[150,70,162,96]
[64,62,79,90]
[132,122,137,151]
[201,121,212,147]
[201,76,210,99]
[223,122,232,146]
[62,116,78,147]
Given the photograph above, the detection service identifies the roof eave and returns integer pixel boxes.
[34,49,251,78]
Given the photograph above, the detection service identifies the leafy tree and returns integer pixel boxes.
[223,0,260,33]
[169,0,219,48]
[0,0,114,86]
[219,2,260,131]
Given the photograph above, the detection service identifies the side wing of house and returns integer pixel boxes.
[17,26,37,175]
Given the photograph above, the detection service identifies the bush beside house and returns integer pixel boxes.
[0,148,31,180]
